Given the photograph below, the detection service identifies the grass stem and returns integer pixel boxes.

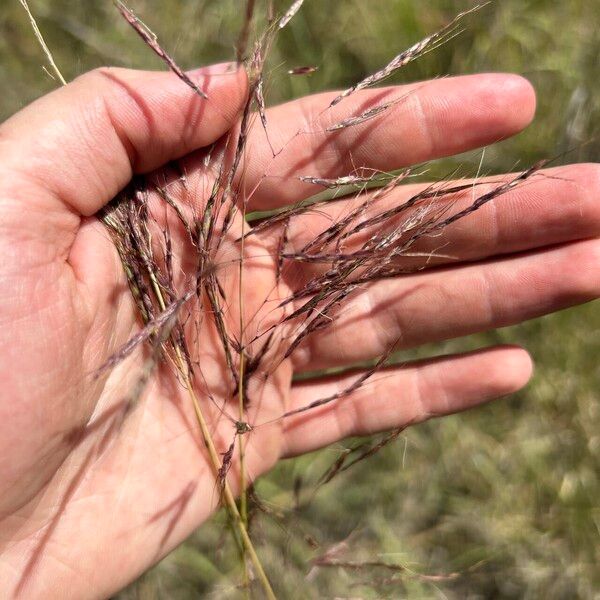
[238,189,250,594]
[18,0,67,86]
[148,266,273,599]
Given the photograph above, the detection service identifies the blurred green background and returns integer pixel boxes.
[1,1,599,598]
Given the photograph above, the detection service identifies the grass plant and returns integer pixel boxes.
[6,1,599,597]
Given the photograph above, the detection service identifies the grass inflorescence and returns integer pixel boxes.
[17,0,583,597]
[93,2,548,595]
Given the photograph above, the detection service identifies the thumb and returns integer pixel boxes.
[0,63,248,217]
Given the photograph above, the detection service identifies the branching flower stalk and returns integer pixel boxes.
[101,180,277,599]
[20,0,548,596]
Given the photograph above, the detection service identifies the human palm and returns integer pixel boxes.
[0,64,598,599]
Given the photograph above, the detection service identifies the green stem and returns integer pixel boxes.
[148,270,274,599]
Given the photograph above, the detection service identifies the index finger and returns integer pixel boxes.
[240,74,536,210]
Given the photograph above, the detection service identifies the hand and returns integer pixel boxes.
[0,63,598,599]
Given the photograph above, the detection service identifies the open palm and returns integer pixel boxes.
[0,64,598,599]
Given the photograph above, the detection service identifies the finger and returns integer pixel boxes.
[0,64,247,218]
[241,73,536,210]
[290,238,600,371]
[275,164,600,279]
[282,346,532,457]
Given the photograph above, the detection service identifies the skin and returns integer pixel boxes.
[0,62,598,598]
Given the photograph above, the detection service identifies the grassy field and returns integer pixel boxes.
[1,1,599,598]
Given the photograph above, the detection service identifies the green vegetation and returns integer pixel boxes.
[1,1,598,597]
